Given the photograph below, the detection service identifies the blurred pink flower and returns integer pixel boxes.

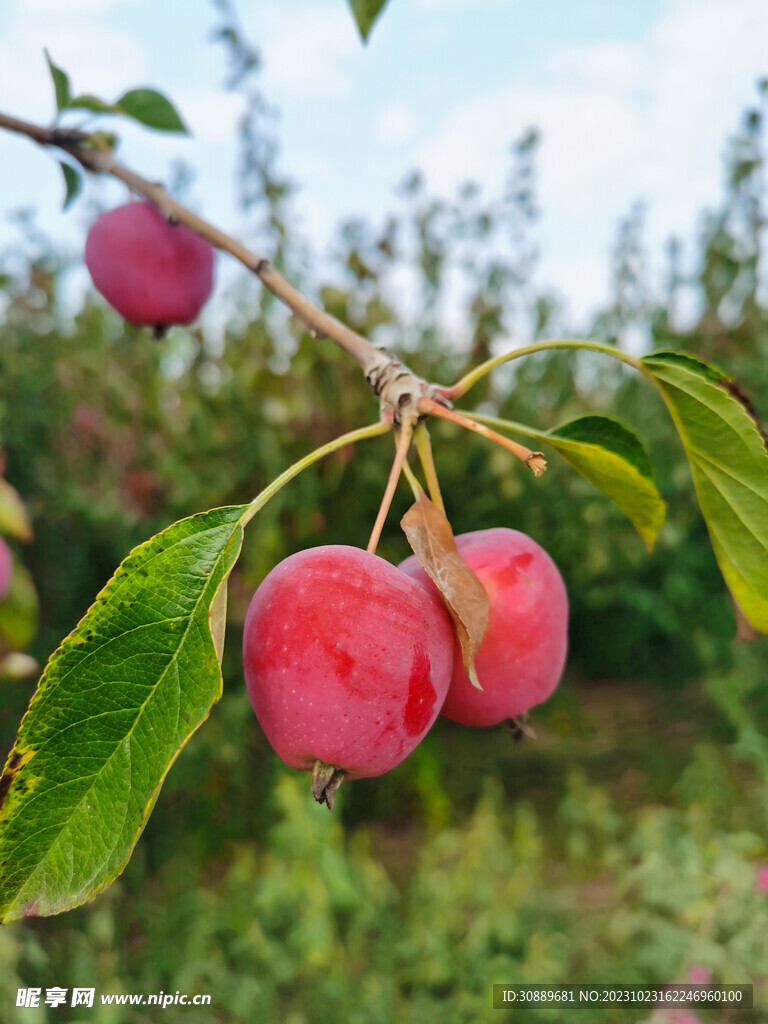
[687,966,712,985]
[756,864,768,895]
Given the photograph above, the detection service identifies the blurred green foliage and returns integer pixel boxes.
[0,9,767,1020]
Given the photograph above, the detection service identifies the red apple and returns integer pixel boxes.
[242,545,455,804]
[0,536,12,600]
[400,528,568,726]
[85,200,215,327]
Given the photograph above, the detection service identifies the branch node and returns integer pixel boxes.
[49,127,88,147]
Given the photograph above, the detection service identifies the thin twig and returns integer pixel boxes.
[366,424,414,554]
[0,110,384,378]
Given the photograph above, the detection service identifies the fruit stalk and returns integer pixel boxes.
[366,424,414,554]
[414,424,445,512]
[417,398,546,476]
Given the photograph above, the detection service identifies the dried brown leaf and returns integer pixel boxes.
[401,494,489,689]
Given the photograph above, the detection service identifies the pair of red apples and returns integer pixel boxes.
[84,201,569,800]
[242,530,568,798]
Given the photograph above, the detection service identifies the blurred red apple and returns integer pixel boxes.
[85,200,215,328]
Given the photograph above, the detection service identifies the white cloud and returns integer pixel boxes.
[174,90,247,145]
[20,0,138,14]
[376,105,420,145]
[414,0,768,322]
[250,6,360,100]
[415,0,497,8]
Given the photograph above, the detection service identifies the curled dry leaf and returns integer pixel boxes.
[400,494,489,689]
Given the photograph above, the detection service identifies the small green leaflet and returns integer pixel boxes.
[115,89,188,133]
[59,163,82,211]
[66,94,118,115]
[42,51,187,134]
[546,416,667,551]
[468,412,666,551]
[44,50,70,112]
[642,350,768,633]
[348,0,390,41]
[0,506,246,922]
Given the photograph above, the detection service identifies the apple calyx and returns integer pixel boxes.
[311,760,346,809]
[364,346,451,425]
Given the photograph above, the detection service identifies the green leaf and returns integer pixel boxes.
[641,351,768,633]
[114,89,188,133]
[0,505,246,922]
[348,0,390,41]
[66,93,117,115]
[546,416,667,551]
[44,50,70,113]
[0,480,32,542]
[467,413,667,551]
[59,163,82,211]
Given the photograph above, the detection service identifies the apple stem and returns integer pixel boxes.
[401,459,424,501]
[366,424,414,555]
[311,760,345,809]
[414,423,445,513]
[417,398,546,477]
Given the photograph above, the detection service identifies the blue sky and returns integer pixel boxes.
[1,0,766,330]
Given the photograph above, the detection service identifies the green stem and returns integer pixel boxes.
[414,423,444,512]
[443,338,643,400]
[459,411,547,443]
[401,459,424,501]
[241,419,392,527]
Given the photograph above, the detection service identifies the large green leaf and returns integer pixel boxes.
[0,421,390,921]
[468,412,666,551]
[348,0,390,41]
[0,505,246,922]
[642,351,768,632]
